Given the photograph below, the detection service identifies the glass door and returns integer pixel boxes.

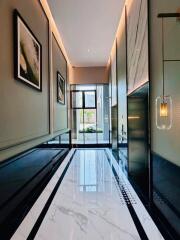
[71,84,109,145]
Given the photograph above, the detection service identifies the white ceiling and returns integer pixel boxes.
[47,0,124,67]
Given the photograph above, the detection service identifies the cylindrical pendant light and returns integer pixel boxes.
[155,15,174,130]
[156,96,172,130]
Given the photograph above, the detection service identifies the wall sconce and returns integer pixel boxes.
[156,11,180,130]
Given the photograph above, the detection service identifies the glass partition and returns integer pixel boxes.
[43,131,71,148]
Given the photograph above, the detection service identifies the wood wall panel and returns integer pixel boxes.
[127,0,148,93]
[117,8,127,144]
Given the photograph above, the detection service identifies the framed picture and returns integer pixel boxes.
[14,10,42,91]
[57,71,65,104]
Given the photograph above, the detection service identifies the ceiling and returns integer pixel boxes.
[47,0,124,67]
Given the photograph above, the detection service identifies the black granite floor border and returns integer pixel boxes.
[0,149,69,240]
[27,150,76,240]
[105,151,149,240]
[112,148,178,240]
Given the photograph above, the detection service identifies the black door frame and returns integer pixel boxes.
[70,90,97,109]
[70,85,110,147]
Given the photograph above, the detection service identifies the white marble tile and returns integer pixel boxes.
[11,148,165,240]
[11,149,75,240]
[35,149,140,240]
[105,149,165,240]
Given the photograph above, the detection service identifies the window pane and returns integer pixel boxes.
[72,109,84,144]
[84,109,97,144]
[71,91,83,108]
[84,91,96,108]
[96,85,109,144]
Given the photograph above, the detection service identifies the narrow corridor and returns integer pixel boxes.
[12,149,164,240]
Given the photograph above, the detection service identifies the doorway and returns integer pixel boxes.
[70,84,109,146]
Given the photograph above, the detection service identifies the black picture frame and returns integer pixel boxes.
[57,71,65,105]
[14,9,42,91]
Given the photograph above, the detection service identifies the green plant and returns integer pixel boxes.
[79,126,103,133]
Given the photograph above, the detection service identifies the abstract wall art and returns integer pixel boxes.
[14,10,42,91]
[57,71,65,104]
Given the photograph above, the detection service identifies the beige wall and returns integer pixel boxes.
[0,0,50,150]
[52,35,68,133]
[69,66,108,85]
[0,1,69,162]
[111,43,117,107]
[117,7,127,141]
[126,0,149,93]
[149,0,180,166]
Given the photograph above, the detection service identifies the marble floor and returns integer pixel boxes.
[11,149,164,240]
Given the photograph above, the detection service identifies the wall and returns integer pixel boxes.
[52,35,68,133]
[111,43,117,107]
[126,0,149,93]
[149,0,180,236]
[69,66,108,85]
[109,0,149,148]
[0,0,50,149]
[108,64,112,144]
[110,43,118,149]
[108,0,179,236]
[117,7,127,144]
[150,0,180,166]
[0,1,69,162]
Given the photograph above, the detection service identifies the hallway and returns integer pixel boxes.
[0,0,180,239]
[12,149,164,240]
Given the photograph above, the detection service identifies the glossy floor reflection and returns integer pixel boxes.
[35,149,140,240]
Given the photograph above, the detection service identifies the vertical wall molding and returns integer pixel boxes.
[49,26,54,134]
